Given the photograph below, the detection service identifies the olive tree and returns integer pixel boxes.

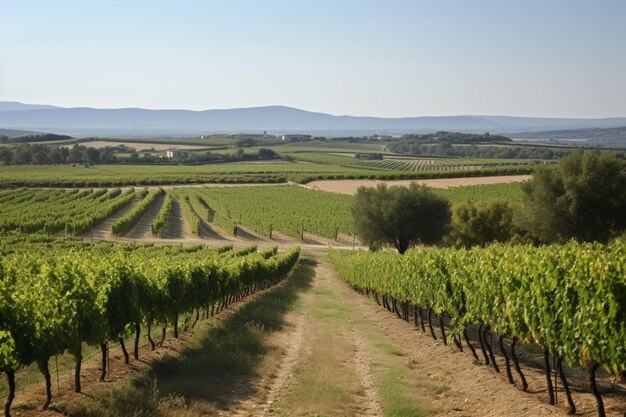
[446,199,519,248]
[516,151,626,243]
[352,183,451,254]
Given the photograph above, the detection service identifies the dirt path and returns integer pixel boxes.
[160,198,192,239]
[85,196,138,240]
[260,314,307,414]
[351,330,384,417]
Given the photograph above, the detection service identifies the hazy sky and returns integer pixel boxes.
[1,1,625,118]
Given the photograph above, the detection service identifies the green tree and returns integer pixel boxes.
[352,183,451,254]
[516,151,626,243]
[446,199,518,248]
[257,148,276,159]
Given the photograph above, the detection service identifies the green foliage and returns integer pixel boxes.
[352,183,451,253]
[517,151,626,243]
[2,133,73,143]
[283,151,536,173]
[0,235,300,415]
[446,199,519,248]
[389,141,570,160]
[176,185,355,239]
[150,193,173,236]
[0,143,111,165]
[433,183,524,204]
[0,188,135,235]
[330,240,626,377]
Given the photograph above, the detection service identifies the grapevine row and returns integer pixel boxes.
[329,242,626,416]
[0,238,299,416]
[150,192,173,236]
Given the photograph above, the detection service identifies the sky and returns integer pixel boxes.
[0,0,625,118]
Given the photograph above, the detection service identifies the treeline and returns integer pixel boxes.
[355,153,383,160]
[0,144,117,164]
[0,133,72,144]
[0,143,280,165]
[388,142,572,160]
[511,126,626,141]
[398,131,512,144]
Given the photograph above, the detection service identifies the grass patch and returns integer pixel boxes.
[375,341,406,357]
[380,368,425,417]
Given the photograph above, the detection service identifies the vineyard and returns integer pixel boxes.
[0,183,525,246]
[111,188,163,235]
[0,235,300,416]
[173,185,356,239]
[329,242,626,416]
[281,151,537,173]
[434,182,524,204]
[0,188,137,235]
[0,163,371,187]
[0,180,623,415]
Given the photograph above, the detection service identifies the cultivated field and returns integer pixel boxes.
[0,182,524,242]
[0,163,534,187]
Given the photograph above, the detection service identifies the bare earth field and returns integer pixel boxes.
[306,175,532,194]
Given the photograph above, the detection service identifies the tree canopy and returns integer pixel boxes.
[516,151,626,243]
[445,199,518,248]
[352,183,451,254]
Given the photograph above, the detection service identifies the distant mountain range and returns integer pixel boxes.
[1,101,626,138]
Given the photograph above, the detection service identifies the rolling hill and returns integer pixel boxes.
[1,102,625,137]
